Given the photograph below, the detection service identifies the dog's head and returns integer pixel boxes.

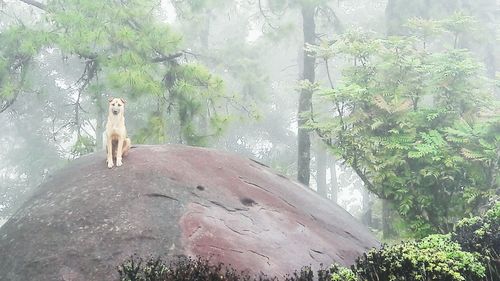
[108,97,126,116]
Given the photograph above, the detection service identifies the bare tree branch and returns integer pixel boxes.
[72,59,98,137]
[18,0,47,11]
[324,58,335,89]
[258,0,279,31]
[152,52,183,63]
[317,5,343,33]
[0,55,31,114]
[0,92,20,114]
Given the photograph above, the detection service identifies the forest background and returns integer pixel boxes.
[0,0,498,241]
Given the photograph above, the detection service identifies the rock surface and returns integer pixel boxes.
[0,145,378,280]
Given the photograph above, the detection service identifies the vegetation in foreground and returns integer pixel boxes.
[118,256,334,281]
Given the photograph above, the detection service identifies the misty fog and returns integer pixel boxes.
[0,0,498,249]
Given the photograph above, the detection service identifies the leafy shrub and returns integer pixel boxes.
[118,256,334,281]
[331,234,485,281]
[330,264,356,281]
[118,256,246,281]
[452,202,500,280]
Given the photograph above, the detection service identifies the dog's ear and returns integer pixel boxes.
[120,98,126,104]
[108,97,114,103]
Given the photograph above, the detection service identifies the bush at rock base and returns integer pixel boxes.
[452,201,500,280]
[118,256,334,281]
[338,234,485,281]
[329,202,499,281]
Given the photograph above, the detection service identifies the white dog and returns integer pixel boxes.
[106,97,131,168]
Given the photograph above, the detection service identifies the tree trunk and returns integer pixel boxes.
[361,185,372,226]
[200,11,210,51]
[329,157,338,203]
[199,11,210,138]
[297,4,316,186]
[484,42,497,98]
[95,92,105,151]
[385,0,405,36]
[382,199,392,239]
[476,0,498,97]
[315,147,327,197]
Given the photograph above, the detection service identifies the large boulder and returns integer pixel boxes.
[0,145,378,280]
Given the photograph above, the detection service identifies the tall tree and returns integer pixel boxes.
[171,0,299,164]
[386,0,498,94]
[1,0,232,148]
[329,157,338,202]
[315,145,327,197]
[296,2,317,186]
[258,0,339,186]
[361,186,373,227]
[309,24,499,236]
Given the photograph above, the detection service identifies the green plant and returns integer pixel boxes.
[330,234,485,281]
[330,264,356,281]
[118,256,335,281]
[453,201,500,280]
[308,22,499,236]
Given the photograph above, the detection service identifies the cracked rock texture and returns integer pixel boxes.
[0,145,379,280]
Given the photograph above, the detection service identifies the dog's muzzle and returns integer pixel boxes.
[112,110,119,115]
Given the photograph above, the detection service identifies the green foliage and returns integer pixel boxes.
[72,135,96,157]
[118,256,334,281]
[1,0,234,149]
[406,17,444,42]
[330,234,485,281]
[405,10,478,48]
[0,25,53,112]
[309,15,499,236]
[327,203,499,281]
[441,11,477,37]
[330,265,356,281]
[452,202,500,280]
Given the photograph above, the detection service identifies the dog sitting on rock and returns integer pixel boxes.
[106,97,131,168]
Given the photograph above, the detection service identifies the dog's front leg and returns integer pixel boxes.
[116,137,124,167]
[107,137,114,168]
